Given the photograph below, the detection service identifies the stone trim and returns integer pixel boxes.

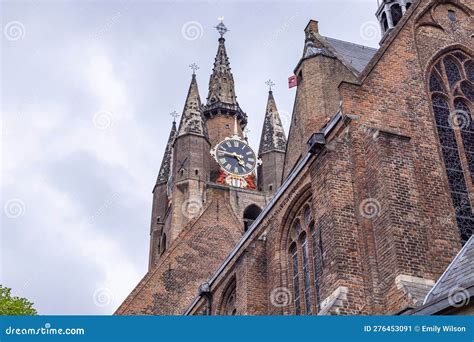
[395,274,435,306]
[318,286,349,316]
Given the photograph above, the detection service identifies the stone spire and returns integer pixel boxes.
[259,89,287,155]
[206,36,237,105]
[177,73,208,138]
[156,120,177,184]
[203,21,247,127]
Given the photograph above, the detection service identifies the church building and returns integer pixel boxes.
[116,0,473,316]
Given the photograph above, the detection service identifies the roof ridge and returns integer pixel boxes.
[322,35,378,51]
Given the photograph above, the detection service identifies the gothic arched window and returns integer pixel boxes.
[428,50,474,244]
[222,279,237,316]
[287,202,320,315]
[309,222,322,311]
[289,242,301,315]
[300,232,312,315]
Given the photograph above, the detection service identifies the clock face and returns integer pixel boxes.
[214,139,257,176]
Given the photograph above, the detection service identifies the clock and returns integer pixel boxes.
[211,137,261,177]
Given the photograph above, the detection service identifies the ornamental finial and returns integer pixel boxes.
[215,17,228,37]
[189,63,199,75]
[265,79,275,91]
[170,111,179,123]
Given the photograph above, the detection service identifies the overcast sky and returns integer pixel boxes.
[1,0,380,315]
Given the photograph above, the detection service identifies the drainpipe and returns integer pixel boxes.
[198,282,212,315]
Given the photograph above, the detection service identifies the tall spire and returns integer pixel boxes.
[206,36,237,105]
[156,119,178,184]
[177,72,208,138]
[259,88,287,155]
[203,20,247,127]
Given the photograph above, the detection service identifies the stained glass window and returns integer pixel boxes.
[454,52,467,62]
[444,56,461,87]
[288,202,322,315]
[293,220,302,235]
[290,243,301,315]
[222,280,237,316]
[429,50,474,244]
[304,206,312,227]
[310,223,321,312]
[430,73,445,93]
[300,233,312,315]
[460,81,474,102]
[465,61,474,82]
[456,100,474,182]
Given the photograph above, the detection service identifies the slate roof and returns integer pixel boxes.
[258,91,287,155]
[156,121,177,184]
[206,37,238,106]
[177,74,208,138]
[423,236,474,304]
[321,36,378,73]
[203,36,247,126]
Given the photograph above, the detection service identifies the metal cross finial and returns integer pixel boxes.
[215,17,228,37]
[265,79,275,91]
[189,63,199,75]
[244,127,251,134]
[170,111,179,122]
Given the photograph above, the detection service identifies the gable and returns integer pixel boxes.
[115,199,242,315]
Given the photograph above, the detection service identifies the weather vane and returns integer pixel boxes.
[189,63,199,75]
[215,17,228,37]
[265,79,275,91]
[170,111,179,122]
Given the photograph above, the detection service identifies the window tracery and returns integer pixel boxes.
[287,200,321,315]
[429,50,474,244]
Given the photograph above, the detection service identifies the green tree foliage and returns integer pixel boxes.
[0,285,37,315]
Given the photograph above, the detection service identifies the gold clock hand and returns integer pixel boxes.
[223,152,244,160]
[231,152,244,159]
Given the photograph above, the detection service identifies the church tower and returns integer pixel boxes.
[203,22,247,154]
[258,84,287,196]
[117,20,268,315]
[168,71,211,243]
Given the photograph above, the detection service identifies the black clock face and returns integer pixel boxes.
[215,139,257,176]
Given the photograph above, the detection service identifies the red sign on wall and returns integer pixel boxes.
[288,75,298,88]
